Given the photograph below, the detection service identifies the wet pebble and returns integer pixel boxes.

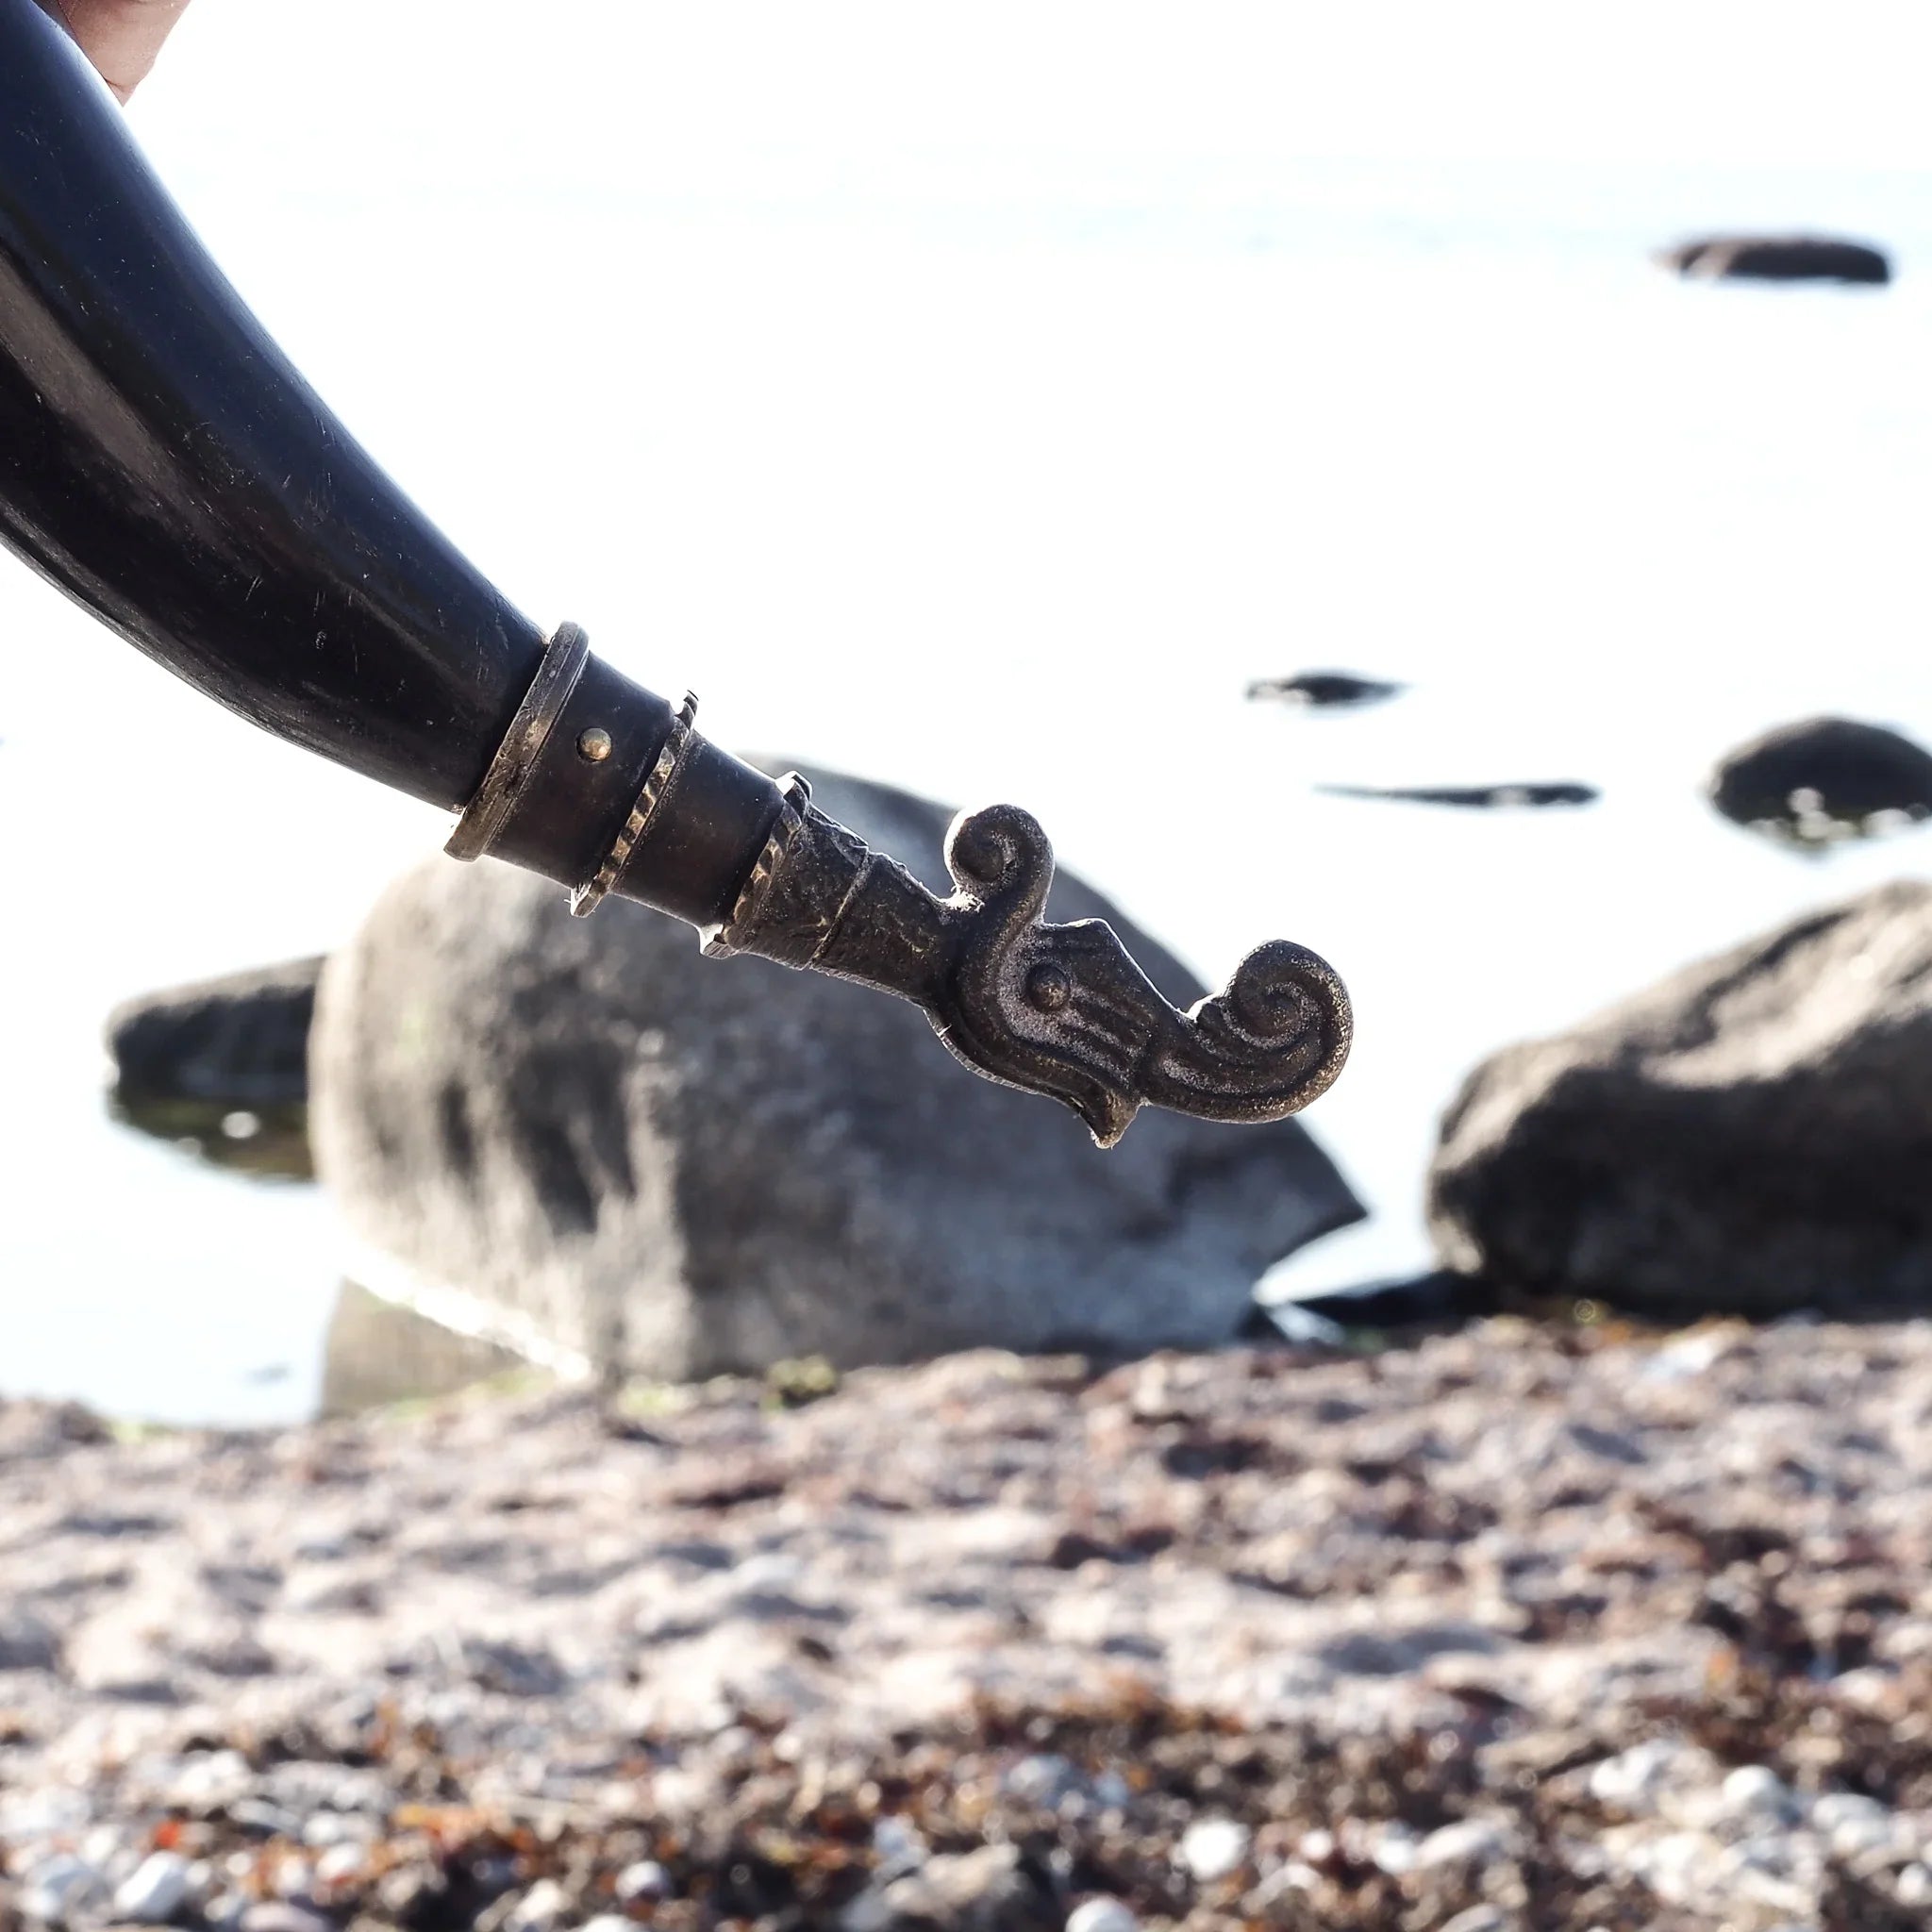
[1438,1908,1509,1932]
[237,1901,335,1932]
[1370,1823,1421,1876]
[112,1850,192,1923]
[20,1853,106,1926]
[1064,1901,1140,1932]
[1811,1790,1894,1858]
[1177,1817,1251,1883]
[848,1842,1054,1932]
[613,1858,672,1904]
[1720,1764,1792,1822]
[484,1877,572,1932]
[1587,1740,1684,1810]
[1413,1818,1511,1869]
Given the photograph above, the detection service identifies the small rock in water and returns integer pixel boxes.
[1661,233,1891,284]
[1245,670,1406,710]
[113,1850,192,1923]
[1707,716,1932,848]
[1178,1817,1253,1883]
[1065,1901,1141,1932]
[1319,780,1598,810]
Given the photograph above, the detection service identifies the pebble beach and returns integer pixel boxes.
[5,1317,1931,1930]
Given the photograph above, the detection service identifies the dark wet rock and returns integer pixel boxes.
[1708,715,1932,848]
[1319,781,1598,809]
[1430,880,1932,1318]
[108,958,322,1106]
[309,760,1361,1381]
[318,1281,525,1419]
[1285,1269,1502,1333]
[1244,670,1406,709]
[107,958,322,1178]
[1660,234,1891,284]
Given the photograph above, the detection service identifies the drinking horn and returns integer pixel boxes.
[0,0,1350,1144]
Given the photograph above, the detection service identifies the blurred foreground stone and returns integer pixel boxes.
[310,762,1361,1380]
[1430,879,1932,1318]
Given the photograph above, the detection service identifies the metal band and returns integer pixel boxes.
[444,622,591,861]
[699,774,813,957]
[569,691,702,918]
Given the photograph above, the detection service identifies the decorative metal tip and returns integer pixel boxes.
[931,804,1351,1145]
[707,788,1351,1145]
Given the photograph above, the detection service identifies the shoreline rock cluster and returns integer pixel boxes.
[4,1317,1931,1930]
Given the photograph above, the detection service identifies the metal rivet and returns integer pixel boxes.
[1025,962,1073,1013]
[577,726,613,763]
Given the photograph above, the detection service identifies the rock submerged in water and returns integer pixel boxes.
[1244,670,1405,710]
[309,761,1361,1380]
[1707,715,1932,848]
[107,958,322,1107]
[1659,234,1891,285]
[106,958,323,1177]
[1318,780,1598,810]
[1429,880,1932,1319]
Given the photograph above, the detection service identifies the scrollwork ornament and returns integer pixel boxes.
[710,791,1351,1146]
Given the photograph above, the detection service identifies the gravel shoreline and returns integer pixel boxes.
[4,1318,1931,1929]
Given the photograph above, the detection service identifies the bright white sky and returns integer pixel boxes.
[140,0,1932,178]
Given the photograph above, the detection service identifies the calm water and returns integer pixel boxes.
[5,33,1931,1420]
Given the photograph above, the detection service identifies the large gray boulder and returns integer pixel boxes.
[310,762,1361,1378]
[1429,880,1932,1319]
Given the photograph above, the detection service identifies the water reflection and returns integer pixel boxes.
[108,1090,314,1180]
